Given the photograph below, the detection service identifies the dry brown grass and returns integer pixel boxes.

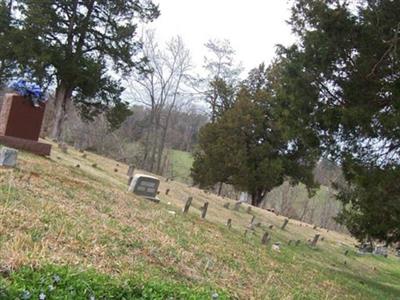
[0,139,399,299]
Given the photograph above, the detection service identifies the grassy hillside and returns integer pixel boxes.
[169,149,194,183]
[0,140,399,299]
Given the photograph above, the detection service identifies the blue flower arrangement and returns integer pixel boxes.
[9,78,46,107]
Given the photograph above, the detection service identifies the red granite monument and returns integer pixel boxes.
[0,93,51,156]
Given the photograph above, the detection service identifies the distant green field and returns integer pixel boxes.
[169,149,194,183]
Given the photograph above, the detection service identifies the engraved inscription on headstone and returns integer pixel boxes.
[128,174,160,202]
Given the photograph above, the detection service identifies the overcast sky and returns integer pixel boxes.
[146,0,296,74]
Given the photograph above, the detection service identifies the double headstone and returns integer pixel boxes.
[128,174,160,203]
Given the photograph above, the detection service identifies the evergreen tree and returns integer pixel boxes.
[2,0,159,139]
[283,0,400,244]
[0,0,14,85]
[335,160,400,245]
[192,64,320,206]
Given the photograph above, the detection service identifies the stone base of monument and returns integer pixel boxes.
[0,135,51,156]
[0,94,51,156]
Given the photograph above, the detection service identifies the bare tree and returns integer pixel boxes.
[127,30,193,174]
[201,39,243,122]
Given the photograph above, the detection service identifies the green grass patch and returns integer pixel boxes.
[169,150,194,184]
[0,265,229,300]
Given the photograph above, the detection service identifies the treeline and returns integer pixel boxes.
[42,100,207,171]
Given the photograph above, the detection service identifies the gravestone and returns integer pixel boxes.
[128,174,160,203]
[246,206,252,214]
[281,218,289,230]
[272,242,281,252]
[234,202,241,211]
[201,202,209,219]
[0,146,18,167]
[261,232,270,245]
[223,202,230,209]
[310,234,320,247]
[0,94,51,156]
[183,196,192,213]
[373,246,388,257]
[357,243,373,254]
[227,219,232,229]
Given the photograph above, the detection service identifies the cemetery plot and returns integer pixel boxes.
[1,145,399,300]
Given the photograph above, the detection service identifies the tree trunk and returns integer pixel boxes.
[50,83,72,140]
[149,117,159,173]
[251,189,266,207]
[156,106,174,174]
[300,198,310,221]
[141,109,155,169]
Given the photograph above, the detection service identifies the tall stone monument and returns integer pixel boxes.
[0,94,51,156]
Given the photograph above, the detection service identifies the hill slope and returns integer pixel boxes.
[0,140,399,299]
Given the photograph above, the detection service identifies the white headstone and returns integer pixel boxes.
[128,174,160,202]
[0,146,18,167]
[239,192,250,203]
